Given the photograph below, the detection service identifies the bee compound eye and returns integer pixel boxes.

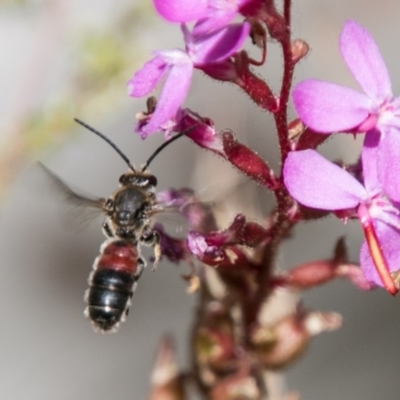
[146,175,157,187]
[137,175,157,187]
[119,174,129,185]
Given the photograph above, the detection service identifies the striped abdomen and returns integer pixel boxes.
[85,239,143,332]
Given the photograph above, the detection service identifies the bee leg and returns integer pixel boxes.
[102,221,113,238]
[152,238,161,271]
[136,257,146,278]
[141,230,161,270]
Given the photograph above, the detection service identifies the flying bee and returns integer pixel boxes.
[43,118,192,333]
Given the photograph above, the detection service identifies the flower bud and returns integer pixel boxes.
[252,310,342,369]
[278,260,337,289]
[195,326,236,373]
[147,336,186,400]
[274,237,372,290]
[291,39,309,63]
[187,214,270,271]
[201,59,240,83]
[222,131,279,189]
[263,5,288,41]
[336,264,374,291]
[178,109,224,155]
[234,52,278,112]
[295,127,331,151]
[210,373,261,400]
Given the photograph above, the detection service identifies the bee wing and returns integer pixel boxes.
[149,179,258,235]
[149,199,217,235]
[39,163,106,232]
[148,205,187,236]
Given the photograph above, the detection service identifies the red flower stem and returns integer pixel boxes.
[243,0,298,333]
[275,30,294,161]
[240,185,296,338]
[284,0,291,26]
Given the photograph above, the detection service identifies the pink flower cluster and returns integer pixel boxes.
[284,21,400,294]
[127,0,270,138]
[127,2,394,295]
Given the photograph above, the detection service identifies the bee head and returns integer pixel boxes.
[119,172,157,189]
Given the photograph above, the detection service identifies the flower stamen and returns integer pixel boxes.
[358,204,399,295]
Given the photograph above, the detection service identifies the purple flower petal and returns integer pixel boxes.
[153,0,209,22]
[361,129,381,194]
[340,20,392,103]
[377,128,400,202]
[187,231,221,259]
[191,12,237,36]
[153,224,188,264]
[360,220,400,287]
[141,59,193,136]
[190,23,250,65]
[389,95,400,128]
[293,80,371,133]
[127,54,168,97]
[283,150,367,209]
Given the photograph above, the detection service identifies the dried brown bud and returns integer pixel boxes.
[250,20,267,50]
[291,39,309,63]
[288,118,305,141]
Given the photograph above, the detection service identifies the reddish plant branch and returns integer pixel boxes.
[284,0,292,26]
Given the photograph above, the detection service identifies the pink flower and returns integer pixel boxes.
[187,214,270,265]
[177,109,224,154]
[283,131,400,295]
[128,22,250,137]
[153,0,259,34]
[293,20,400,202]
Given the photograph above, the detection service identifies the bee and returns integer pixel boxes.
[44,118,191,333]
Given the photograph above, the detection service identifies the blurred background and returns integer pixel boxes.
[1,0,400,399]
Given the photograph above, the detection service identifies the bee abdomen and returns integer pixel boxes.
[90,268,135,291]
[85,240,142,333]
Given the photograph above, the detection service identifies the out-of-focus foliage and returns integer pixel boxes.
[1,0,30,5]
[0,0,154,199]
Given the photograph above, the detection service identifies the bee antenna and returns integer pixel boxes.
[141,126,197,172]
[74,118,136,172]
